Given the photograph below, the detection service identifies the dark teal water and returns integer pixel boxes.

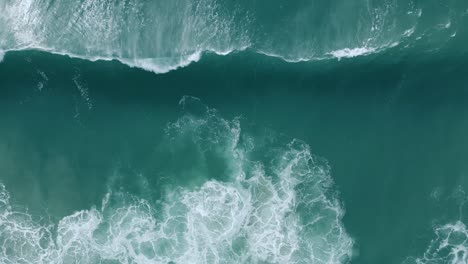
[2,1,468,263]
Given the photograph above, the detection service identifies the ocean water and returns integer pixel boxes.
[1,0,468,263]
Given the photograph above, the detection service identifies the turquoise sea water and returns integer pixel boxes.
[1,0,468,263]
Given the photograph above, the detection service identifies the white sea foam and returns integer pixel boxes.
[0,51,4,62]
[0,99,354,263]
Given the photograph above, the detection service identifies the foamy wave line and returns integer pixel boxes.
[0,42,392,74]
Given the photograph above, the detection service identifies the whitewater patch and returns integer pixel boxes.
[0,98,354,264]
[0,51,4,62]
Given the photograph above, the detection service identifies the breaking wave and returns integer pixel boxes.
[1,0,463,72]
